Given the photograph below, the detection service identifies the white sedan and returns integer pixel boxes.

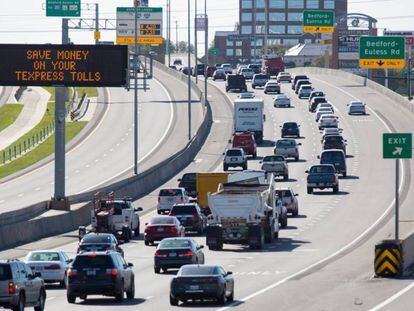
[348,101,366,115]
[273,94,291,108]
[318,114,339,130]
[24,250,72,287]
[315,107,334,121]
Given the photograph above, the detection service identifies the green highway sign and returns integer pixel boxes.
[360,36,406,69]
[303,10,335,33]
[383,133,412,159]
[46,0,81,17]
[211,48,218,55]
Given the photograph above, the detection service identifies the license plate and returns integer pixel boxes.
[231,157,237,162]
[157,227,164,232]
[167,198,174,202]
[318,183,324,187]
[169,253,177,257]
[86,270,96,276]
[189,285,199,290]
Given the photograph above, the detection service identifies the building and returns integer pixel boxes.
[283,43,330,67]
[214,0,347,64]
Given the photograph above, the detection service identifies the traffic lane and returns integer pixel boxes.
[0,80,174,211]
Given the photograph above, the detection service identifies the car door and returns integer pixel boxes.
[219,267,233,296]
[117,255,131,290]
[21,263,36,303]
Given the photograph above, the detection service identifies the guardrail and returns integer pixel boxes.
[0,58,212,250]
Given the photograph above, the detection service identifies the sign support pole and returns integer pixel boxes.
[134,2,139,175]
[95,4,99,44]
[395,159,400,241]
[204,0,208,105]
[408,46,412,100]
[187,0,192,141]
[194,0,198,84]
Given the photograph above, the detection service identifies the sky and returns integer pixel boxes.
[0,0,413,47]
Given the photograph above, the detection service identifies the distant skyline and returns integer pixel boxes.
[0,0,412,45]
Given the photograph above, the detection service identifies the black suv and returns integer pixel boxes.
[225,74,247,92]
[78,233,124,257]
[67,251,135,303]
[169,203,206,234]
[177,173,197,197]
[322,135,347,155]
[281,122,300,138]
[0,260,46,311]
[309,96,328,112]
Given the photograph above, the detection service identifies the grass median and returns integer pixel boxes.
[0,87,92,179]
[0,104,23,132]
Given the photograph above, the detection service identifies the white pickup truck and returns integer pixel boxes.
[274,139,301,161]
[206,172,279,250]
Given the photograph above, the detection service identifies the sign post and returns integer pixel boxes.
[303,10,335,33]
[359,36,406,69]
[46,0,80,17]
[383,133,412,240]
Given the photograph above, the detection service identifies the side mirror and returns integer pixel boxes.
[259,161,262,164]
[305,170,309,173]
[295,193,299,196]
[297,143,302,146]
[226,271,233,275]
[317,155,320,159]
[298,125,301,127]
[134,207,143,212]
[127,262,134,267]
[34,272,42,278]
[199,245,204,249]
[228,139,232,144]
[222,152,225,156]
[177,178,182,182]
[66,259,73,264]
[145,222,148,226]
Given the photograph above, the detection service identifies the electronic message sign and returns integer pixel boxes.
[0,44,128,87]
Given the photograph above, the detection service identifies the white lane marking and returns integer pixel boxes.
[145,296,154,300]
[17,193,24,197]
[0,88,111,186]
[77,77,175,194]
[127,244,135,249]
[217,75,406,311]
[34,187,41,191]
[368,282,414,311]
[0,200,5,204]
[46,297,55,302]
[195,158,203,163]
[74,170,80,174]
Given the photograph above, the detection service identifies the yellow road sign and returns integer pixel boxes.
[374,241,401,277]
[116,37,163,45]
[94,31,101,40]
[359,59,405,69]
[304,26,334,33]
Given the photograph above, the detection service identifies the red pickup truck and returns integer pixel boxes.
[232,132,257,158]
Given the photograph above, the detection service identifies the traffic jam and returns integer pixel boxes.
[0,58,367,310]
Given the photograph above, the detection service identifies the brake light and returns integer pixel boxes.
[179,197,184,203]
[77,246,81,253]
[67,269,77,277]
[44,264,61,270]
[192,212,199,218]
[8,282,15,295]
[332,175,336,182]
[179,250,193,257]
[169,226,178,233]
[158,197,160,203]
[169,212,176,216]
[87,253,97,258]
[106,269,118,276]
[154,251,168,258]
[106,246,114,251]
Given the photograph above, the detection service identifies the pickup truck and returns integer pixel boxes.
[260,155,289,180]
[274,139,301,161]
[306,164,339,194]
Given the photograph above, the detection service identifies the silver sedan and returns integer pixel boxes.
[348,101,367,115]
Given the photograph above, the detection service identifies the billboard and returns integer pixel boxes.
[0,44,128,87]
[338,29,370,69]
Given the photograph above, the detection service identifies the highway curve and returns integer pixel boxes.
[0,68,413,310]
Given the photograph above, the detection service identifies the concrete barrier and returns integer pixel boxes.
[0,60,212,250]
[402,233,414,274]
[289,67,414,114]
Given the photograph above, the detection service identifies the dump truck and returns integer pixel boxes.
[206,172,279,250]
[196,173,230,214]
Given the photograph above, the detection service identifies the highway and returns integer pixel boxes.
[1,69,413,310]
[0,68,203,212]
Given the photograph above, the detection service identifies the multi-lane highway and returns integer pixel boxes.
[1,67,413,310]
[0,67,203,212]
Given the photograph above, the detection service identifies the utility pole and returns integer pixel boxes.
[204,0,208,105]
[187,0,192,140]
[133,0,139,174]
[95,3,99,44]
[166,0,171,66]
[194,0,198,83]
[253,0,257,63]
[264,0,268,56]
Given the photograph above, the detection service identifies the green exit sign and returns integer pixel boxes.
[211,48,218,55]
[383,133,412,159]
[303,10,335,33]
[46,0,81,17]
[359,36,405,69]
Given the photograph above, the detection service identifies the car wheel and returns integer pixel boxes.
[126,278,135,299]
[162,267,168,273]
[67,292,76,304]
[170,294,179,306]
[60,274,67,288]
[217,288,227,305]
[307,187,313,194]
[79,294,87,300]
[223,164,228,171]
[333,185,339,193]
[252,86,256,89]
[145,240,150,246]
[228,289,234,302]
[343,172,347,178]
[154,266,161,274]
[293,208,299,217]
[115,283,124,302]
[134,224,140,237]
[12,293,25,311]
[34,289,46,311]
[242,164,247,170]
[253,152,257,158]
[295,156,299,161]
[264,91,267,94]
[283,174,288,181]
[281,215,288,229]
[274,231,279,239]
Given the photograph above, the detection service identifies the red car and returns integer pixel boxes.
[144,216,185,246]
[232,132,257,157]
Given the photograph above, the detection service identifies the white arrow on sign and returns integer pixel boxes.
[392,147,403,155]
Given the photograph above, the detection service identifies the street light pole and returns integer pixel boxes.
[264,0,268,56]
[95,3,99,44]
[194,0,198,84]
[176,20,178,50]
[204,0,208,105]
[133,1,139,175]
[187,0,192,140]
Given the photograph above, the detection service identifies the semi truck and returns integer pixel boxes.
[206,173,279,250]
[261,56,285,78]
[234,98,265,143]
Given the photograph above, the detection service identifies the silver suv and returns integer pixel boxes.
[0,260,46,311]
[223,148,247,171]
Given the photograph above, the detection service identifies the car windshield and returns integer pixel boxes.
[159,189,182,196]
[310,166,335,174]
[226,149,242,156]
[301,85,312,90]
[159,239,192,249]
[0,265,12,281]
[82,235,112,243]
[313,97,327,103]
[324,136,342,143]
[112,202,130,215]
[318,108,332,113]
[170,205,197,214]
[321,114,335,119]
[283,123,297,128]
[276,190,292,197]
[255,74,267,79]
[276,140,295,147]
[150,217,175,225]
[179,265,217,276]
[321,152,344,162]
[216,69,225,73]
[73,255,114,269]
[242,69,253,73]
[263,155,285,162]
[181,173,196,182]
[312,92,324,97]
[267,83,278,86]
[27,252,60,261]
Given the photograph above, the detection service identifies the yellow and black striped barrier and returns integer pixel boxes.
[375,240,402,277]
[70,110,75,121]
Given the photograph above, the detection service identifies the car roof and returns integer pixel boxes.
[227,148,244,151]
[321,149,345,154]
[276,138,296,142]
